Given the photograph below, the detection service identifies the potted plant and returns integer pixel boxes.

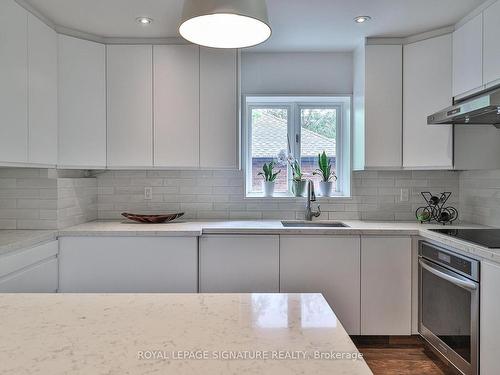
[258,162,281,197]
[290,159,307,197]
[313,151,337,197]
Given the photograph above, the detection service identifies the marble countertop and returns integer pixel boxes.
[3,220,499,264]
[58,219,483,237]
[0,293,372,375]
[0,230,57,257]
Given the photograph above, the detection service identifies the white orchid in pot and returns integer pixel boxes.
[313,151,337,197]
[258,161,281,197]
[277,150,307,197]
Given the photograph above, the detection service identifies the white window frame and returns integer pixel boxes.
[244,96,351,198]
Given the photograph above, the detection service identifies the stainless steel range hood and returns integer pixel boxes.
[428,88,500,127]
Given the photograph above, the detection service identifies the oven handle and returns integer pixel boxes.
[419,258,478,291]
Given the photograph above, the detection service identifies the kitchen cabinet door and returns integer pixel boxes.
[58,35,106,168]
[483,0,500,88]
[280,236,361,334]
[364,45,403,169]
[403,34,453,169]
[200,48,239,169]
[452,14,483,97]
[107,45,153,167]
[27,14,58,166]
[59,237,198,293]
[361,236,412,335]
[480,261,500,375]
[154,45,199,167]
[0,0,28,164]
[199,235,279,293]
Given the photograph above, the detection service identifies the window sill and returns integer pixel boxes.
[244,193,352,201]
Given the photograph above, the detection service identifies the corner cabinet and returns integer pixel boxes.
[107,45,153,168]
[280,236,361,334]
[403,34,453,169]
[58,35,106,168]
[353,44,403,170]
[483,0,500,88]
[452,13,483,98]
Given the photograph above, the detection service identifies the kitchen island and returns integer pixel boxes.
[0,293,372,375]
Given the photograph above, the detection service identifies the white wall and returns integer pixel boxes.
[241,52,353,95]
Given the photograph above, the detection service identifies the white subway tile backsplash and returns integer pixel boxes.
[94,169,460,222]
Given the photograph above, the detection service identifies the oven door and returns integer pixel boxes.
[419,257,479,375]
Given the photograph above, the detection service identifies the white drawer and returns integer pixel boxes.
[0,257,58,293]
[0,240,58,278]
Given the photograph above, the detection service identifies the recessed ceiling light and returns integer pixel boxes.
[136,17,153,25]
[179,0,271,49]
[354,16,372,24]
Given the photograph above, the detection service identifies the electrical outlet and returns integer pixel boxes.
[144,187,153,200]
[400,188,409,202]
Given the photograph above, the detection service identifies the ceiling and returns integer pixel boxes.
[25,0,488,51]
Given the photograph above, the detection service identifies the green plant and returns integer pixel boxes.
[313,151,337,182]
[290,159,304,182]
[258,162,281,182]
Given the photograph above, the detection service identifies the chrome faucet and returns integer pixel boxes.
[305,180,321,221]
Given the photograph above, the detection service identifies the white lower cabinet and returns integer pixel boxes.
[361,236,412,335]
[480,261,500,375]
[59,237,197,293]
[0,240,58,292]
[199,235,279,293]
[280,236,361,335]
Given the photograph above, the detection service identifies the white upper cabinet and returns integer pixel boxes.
[452,13,483,98]
[58,35,106,168]
[27,14,58,166]
[353,44,402,170]
[483,0,500,87]
[200,48,239,169]
[403,34,453,169]
[107,45,153,168]
[0,0,28,164]
[154,45,199,168]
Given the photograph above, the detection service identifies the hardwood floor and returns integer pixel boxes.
[352,336,458,375]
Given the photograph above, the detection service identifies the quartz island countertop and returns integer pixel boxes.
[0,293,372,375]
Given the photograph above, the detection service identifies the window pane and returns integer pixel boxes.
[251,108,289,193]
[300,108,337,190]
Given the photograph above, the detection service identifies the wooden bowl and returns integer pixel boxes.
[121,212,184,224]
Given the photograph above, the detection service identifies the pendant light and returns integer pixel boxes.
[179,0,271,49]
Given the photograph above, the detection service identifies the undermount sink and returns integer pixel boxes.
[281,221,349,228]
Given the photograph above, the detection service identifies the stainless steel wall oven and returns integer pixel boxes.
[419,241,479,375]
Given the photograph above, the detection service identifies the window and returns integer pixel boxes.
[245,96,351,197]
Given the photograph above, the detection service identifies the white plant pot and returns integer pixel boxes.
[318,181,334,197]
[262,181,276,197]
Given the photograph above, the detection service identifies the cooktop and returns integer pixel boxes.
[429,228,500,249]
